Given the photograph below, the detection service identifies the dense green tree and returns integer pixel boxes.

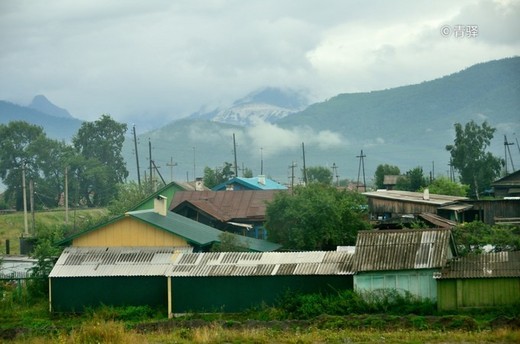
[446,120,502,199]
[72,114,128,206]
[203,162,235,189]
[453,221,520,255]
[0,121,64,209]
[374,164,400,189]
[265,184,370,250]
[423,176,469,197]
[306,166,333,185]
[107,180,156,215]
[395,167,428,192]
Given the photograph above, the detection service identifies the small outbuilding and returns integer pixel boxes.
[353,229,457,301]
[363,190,471,222]
[436,251,520,311]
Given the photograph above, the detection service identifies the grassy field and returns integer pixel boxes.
[1,295,518,343]
[0,208,108,254]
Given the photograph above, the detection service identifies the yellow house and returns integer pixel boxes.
[58,196,281,252]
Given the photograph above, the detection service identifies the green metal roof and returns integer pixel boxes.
[58,209,281,252]
[129,210,281,252]
[129,210,219,246]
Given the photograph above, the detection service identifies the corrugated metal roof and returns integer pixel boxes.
[170,190,283,221]
[50,248,354,278]
[363,190,468,206]
[49,246,192,278]
[166,250,355,277]
[437,251,520,279]
[353,229,453,272]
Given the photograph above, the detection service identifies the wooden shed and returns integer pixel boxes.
[353,229,457,301]
[492,170,520,198]
[436,251,520,311]
[363,190,470,222]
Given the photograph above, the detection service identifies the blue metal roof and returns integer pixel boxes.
[213,177,287,191]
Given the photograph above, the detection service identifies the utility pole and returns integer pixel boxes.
[193,147,196,181]
[302,142,307,185]
[332,163,339,186]
[152,160,166,185]
[133,125,141,187]
[22,162,29,236]
[166,157,177,182]
[448,159,455,182]
[148,138,153,184]
[233,133,238,177]
[30,179,35,233]
[65,166,69,224]
[356,150,366,191]
[260,147,264,175]
[289,161,297,192]
[504,135,515,175]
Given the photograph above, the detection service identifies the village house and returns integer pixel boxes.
[363,189,471,224]
[170,190,283,240]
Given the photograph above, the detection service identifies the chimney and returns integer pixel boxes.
[154,195,168,216]
[423,188,430,201]
[195,177,204,191]
[258,175,266,186]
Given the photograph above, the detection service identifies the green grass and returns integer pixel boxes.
[0,208,107,254]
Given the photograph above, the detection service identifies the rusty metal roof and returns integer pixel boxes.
[49,246,192,278]
[166,250,355,277]
[353,229,454,272]
[436,251,520,279]
[170,190,283,221]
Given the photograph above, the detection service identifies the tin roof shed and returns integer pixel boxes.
[353,229,456,272]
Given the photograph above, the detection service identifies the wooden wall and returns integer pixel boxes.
[437,278,520,311]
[72,217,188,247]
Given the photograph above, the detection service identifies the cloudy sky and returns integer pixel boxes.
[1,0,519,129]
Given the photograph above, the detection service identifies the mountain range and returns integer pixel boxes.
[1,57,519,186]
[0,95,82,141]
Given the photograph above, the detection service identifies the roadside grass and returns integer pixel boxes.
[0,208,108,254]
[1,289,519,343]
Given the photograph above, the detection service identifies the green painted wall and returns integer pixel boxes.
[437,278,520,311]
[51,276,167,313]
[354,269,437,301]
[171,275,353,313]
[134,184,182,211]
